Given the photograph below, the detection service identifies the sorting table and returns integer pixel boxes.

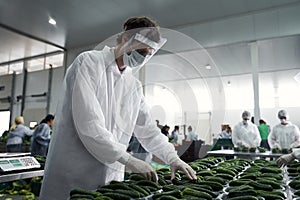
[207,149,284,159]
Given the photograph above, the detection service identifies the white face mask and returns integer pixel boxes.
[243,119,248,125]
[123,50,147,68]
[280,118,286,124]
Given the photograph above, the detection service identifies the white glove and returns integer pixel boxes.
[124,156,158,182]
[170,158,197,180]
[276,153,295,167]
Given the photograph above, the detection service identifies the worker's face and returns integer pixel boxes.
[243,118,249,125]
[279,116,287,125]
[121,35,154,68]
[49,119,54,128]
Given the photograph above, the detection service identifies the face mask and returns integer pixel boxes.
[243,119,248,125]
[123,49,147,68]
[280,118,286,124]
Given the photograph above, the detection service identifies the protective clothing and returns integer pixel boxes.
[276,153,295,167]
[187,131,198,141]
[40,47,180,200]
[232,121,261,148]
[268,122,300,149]
[219,130,231,139]
[31,123,51,156]
[171,158,197,180]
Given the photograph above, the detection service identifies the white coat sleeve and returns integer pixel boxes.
[268,127,280,149]
[253,126,261,147]
[71,53,130,164]
[293,148,300,159]
[133,95,179,164]
[290,126,300,148]
[232,125,242,147]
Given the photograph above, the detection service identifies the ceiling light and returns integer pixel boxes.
[205,64,211,70]
[48,18,56,25]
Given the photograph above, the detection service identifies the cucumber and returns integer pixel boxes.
[152,189,182,199]
[128,184,150,196]
[227,196,258,200]
[101,183,130,190]
[197,181,223,191]
[257,180,281,189]
[114,189,141,198]
[257,193,284,200]
[196,170,214,177]
[215,173,234,180]
[96,188,113,194]
[229,179,253,187]
[212,168,236,176]
[102,192,131,200]
[70,194,95,199]
[70,189,101,197]
[203,176,226,184]
[260,167,281,174]
[249,181,273,191]
[157,196,179,200]
[228,190,257,198]
[182,188,212,200]
[136,180,160,189]
[128,173,145,181]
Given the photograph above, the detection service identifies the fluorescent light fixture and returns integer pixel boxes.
[205,64,211,70]
[48,18,56,25]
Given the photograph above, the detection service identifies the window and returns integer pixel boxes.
[45,53,64,69]
[9,62,23,74]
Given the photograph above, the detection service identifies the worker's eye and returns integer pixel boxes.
[136,48,152,57]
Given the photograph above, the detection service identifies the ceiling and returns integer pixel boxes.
[1,0,300,65]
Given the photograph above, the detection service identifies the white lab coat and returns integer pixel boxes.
[232,121,261,148]
[268,122,300,149]
[40,47,178,200]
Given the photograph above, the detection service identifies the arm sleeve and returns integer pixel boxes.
[268,128,280,149]
[133,95,179,164]
[71,53,130,164]
[253,126,261,147]
[24,126,33,136]
[290,126,300,148]
[232,125,242,146]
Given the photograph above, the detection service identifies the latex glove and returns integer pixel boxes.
[125,156,158,182]
[170,158,197,180]
[276,153,295,167]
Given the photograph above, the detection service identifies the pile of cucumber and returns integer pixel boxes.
[69,157,291,200]
[286,160,300,199]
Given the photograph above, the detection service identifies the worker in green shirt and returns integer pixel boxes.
[258,119,271,150]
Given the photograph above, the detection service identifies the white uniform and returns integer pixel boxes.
[268,122,300,149]
[40,47,178,199]
[232,122,261,148]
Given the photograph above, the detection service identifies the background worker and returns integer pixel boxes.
[40,16,196,200]
[6,116,33,152]
[268,110,300,150]
[31,114,54,156]
[232,111,261,148]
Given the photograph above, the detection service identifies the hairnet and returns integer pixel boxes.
[242,111,251,119]
[278,110,289,119]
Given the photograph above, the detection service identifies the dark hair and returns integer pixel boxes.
[40,114,55,124]
[117,16,160,44]
[259,119,265,124]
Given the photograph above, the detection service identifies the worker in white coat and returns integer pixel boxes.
[40,16,196,200]
[232,111,261,148]
[268,110,300,150]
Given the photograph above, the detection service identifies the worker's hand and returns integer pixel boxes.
[125,156,158,182]
[170,158,197,180]
[276,153,295,167]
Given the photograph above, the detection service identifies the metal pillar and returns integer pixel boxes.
[9,72,16,127]
[46,64,53,113]
[21,68,28,116]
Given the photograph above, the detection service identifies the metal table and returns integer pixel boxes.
[0,169,44,183]
[207,149,284,159]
